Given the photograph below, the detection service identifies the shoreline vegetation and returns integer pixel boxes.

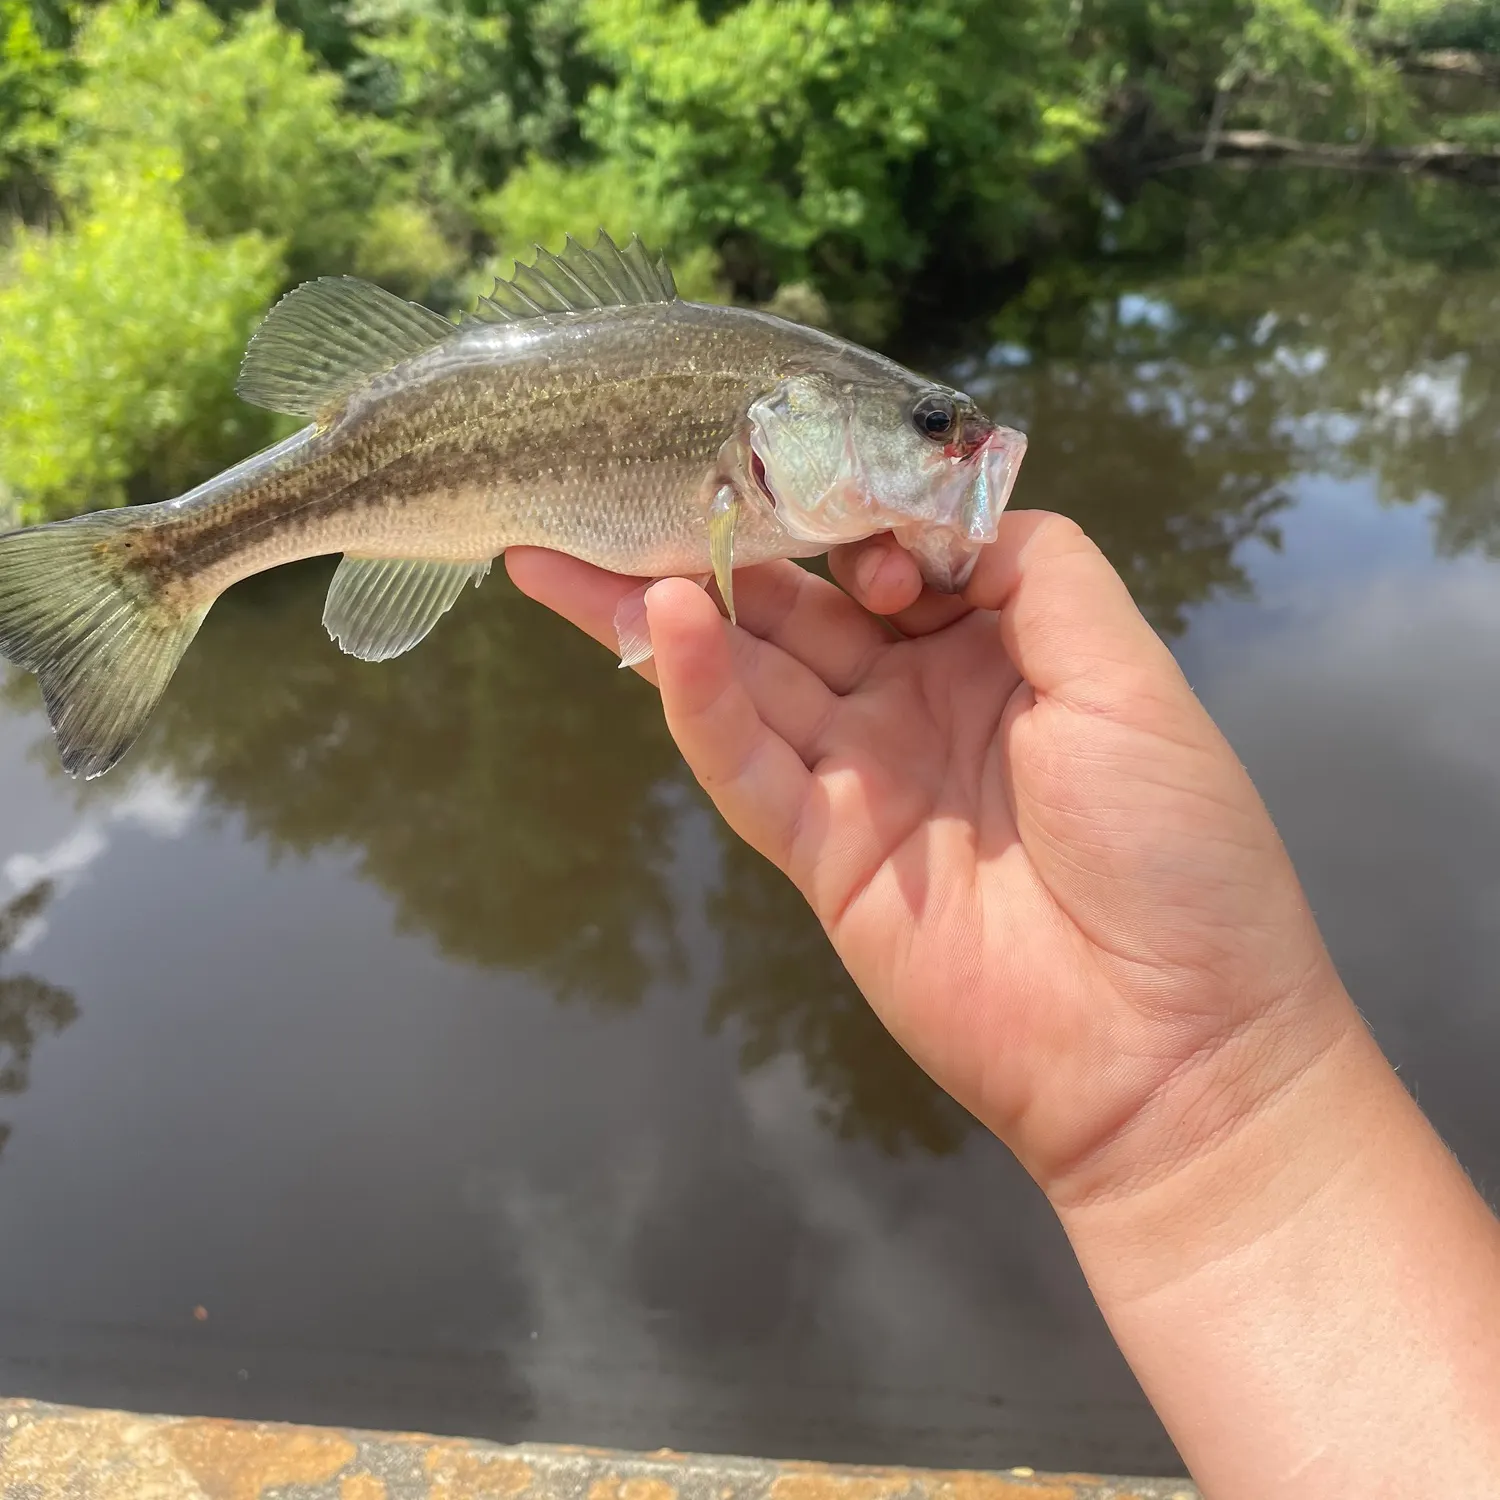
[5,0,1500,523]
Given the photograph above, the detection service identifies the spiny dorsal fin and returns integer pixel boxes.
[463,230,678,327]
[237,277,455,420]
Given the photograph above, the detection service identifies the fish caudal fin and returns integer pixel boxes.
[0,511,210,779]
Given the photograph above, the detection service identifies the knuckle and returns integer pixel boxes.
[1032,512,1095,558]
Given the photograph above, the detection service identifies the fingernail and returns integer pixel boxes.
[854,546,886,595]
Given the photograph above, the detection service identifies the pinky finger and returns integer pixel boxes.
[645,578,812,874]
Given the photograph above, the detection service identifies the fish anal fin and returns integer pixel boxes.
[324,556,491,663]
[237,278,455,420]
[466,230,679,327]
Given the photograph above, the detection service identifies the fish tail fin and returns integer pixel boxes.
[0,509,212,779]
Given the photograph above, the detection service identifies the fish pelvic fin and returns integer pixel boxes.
[237,277,455,421]
[466,230,678,326]
[0,511,212,779]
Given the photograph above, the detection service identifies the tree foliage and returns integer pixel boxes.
[0,0,66,207]
[0,160,282,523]
[349,0,594,195]
[570,0,1090,285]
[1370,0,1500,53]
[56,0,426,280]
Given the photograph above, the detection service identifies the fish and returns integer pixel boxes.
[0,230,1027,780]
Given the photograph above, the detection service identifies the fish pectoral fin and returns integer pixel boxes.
[324,556,491,663]
[613,574,712,669]
[237,278,455,421]
[708,485,740,625]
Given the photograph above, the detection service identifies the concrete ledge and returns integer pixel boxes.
[0,1399,1198,1500]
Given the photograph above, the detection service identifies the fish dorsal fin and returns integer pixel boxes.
[324,555,491,663]
[237,277,455,420]
[463,230,678,326]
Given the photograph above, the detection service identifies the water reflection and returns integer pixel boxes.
[950,175,1500,598]
[3,172,1500,1472]
[959,343,1294,637]
[147,568,977,1152]
[708,837,974,1156]
[0,879,79,1157]
[6,229,1500,1167]
[134,564,688,1010]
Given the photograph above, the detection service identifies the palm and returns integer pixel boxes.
[506,514,1335,1189]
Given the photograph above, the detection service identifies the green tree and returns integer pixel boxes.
[0,0,66,213]
[1368,0,1500,53]
[349,0,594,191]
[56,0,442,285]
[0,161,282,522]
[1081,0,1404,151]
[0,0,463,522]
[507,0,1096,320]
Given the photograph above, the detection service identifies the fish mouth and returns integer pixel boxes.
[743,400,1027,589]
[962,424,1027,543]
[898,424,1028,592]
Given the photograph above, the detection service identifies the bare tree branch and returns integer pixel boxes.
[1148,130,1500,187]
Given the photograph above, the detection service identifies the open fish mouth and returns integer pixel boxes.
[962,423,1028,543]
[895,424,1028,593]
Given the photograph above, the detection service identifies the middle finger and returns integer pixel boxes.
[829,536,976,638]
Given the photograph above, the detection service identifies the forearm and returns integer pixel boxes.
[1051,989,1500,1497]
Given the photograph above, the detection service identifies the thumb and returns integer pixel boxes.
[969,512,1185,714]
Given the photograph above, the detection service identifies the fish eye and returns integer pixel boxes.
[912,393,956,440]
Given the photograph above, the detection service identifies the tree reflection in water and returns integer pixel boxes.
[0,879,79,1158]
[7,180,1500,1155]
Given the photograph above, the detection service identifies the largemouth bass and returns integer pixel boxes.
[0,231,1026,779]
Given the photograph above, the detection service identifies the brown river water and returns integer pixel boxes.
[2,224,1499,1478]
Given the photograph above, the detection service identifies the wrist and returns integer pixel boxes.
[1045,977,1500,1495]
[1044,966,1373,1281]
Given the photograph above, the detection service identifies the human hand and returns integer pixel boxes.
[505,513,1353,1207]
[509,518,1500,1494]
